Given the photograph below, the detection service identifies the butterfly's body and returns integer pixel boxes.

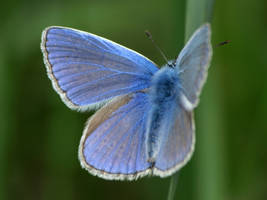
[41,24,212,180]
[146,66,182,163]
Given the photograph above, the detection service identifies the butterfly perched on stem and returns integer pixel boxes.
[41,23,212,180]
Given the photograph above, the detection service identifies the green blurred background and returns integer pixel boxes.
[0,0,267,199]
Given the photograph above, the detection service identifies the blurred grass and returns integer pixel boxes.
[0,0,267,200]
[0,46,8,200]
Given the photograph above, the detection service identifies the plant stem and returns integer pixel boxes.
[167,172,179,200]
[166,0,215,200]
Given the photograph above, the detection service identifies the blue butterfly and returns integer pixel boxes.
[41,24,212,180]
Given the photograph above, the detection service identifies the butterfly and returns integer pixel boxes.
[41,23,212,180]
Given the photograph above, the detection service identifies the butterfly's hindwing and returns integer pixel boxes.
[154,107,195,177]
[79,91,153,180]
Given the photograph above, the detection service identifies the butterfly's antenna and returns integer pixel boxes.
[216,40,231,47]
[145,30,172,67]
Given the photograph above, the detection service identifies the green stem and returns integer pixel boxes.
[166,0,215,200]
[185,0,215,42]
[167,173,179,200]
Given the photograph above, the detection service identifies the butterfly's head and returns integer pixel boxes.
[167,60,176,68]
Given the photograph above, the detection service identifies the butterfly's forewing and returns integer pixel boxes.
[176,24,212,108]
[41,26,158,111]
[79,91,153,180]
[154,106,194,177]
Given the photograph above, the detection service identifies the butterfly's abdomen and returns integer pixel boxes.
[145,66,181,163]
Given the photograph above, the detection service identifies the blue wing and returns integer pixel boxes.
[176,23,212,108]
[41,26,158,111]
[79,91,153,180]
[154,106,195,177]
